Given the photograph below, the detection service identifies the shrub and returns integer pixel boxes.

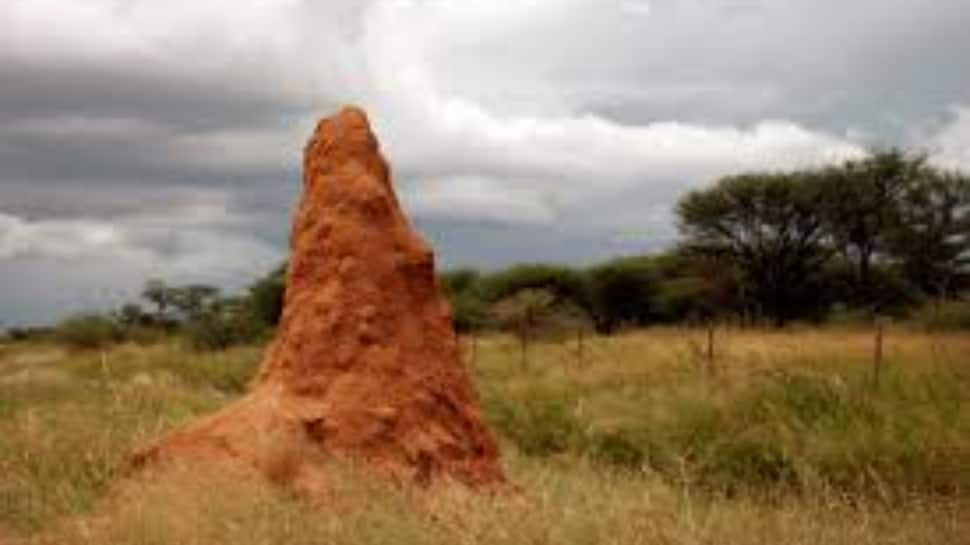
[440,268,482,296]
[585,256,657,333]
[739,371,854,429]
[53,314,124,350]
[121,325,170,346]
[487,397,586,457]
[704,437,796,488]
[911,299,970,331]
[183,311,266,352]
[441,268,491,333]
[247,263,287,327]
[491,290,590,337]
[5,328,32,342]
[449,292,491,333]
[585,432,645,469]
[479,264,591,311]
[5,327,54,343]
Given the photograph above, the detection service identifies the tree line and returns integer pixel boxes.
[9,268,286,350]
[6,149,967,349]
[444,149,969,331]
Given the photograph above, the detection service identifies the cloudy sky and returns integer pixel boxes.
[1,0,969,325]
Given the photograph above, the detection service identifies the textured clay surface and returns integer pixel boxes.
[132,107,504,492]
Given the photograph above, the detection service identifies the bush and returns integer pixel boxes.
[482,362,970,495]
[479,264,591,311]
[585,432,645,469]
[53,314,124,350]
[247,263,287,327]
[487,397,649,469]
[438,269,490,332]
[487,397,586,457]
[440,268,482,296]
[585,256,657,333]
[911,299,970,331]
[449,292,491,333]
[739,372,854,429]
[704,437,796,488]
[121,325,170,346]
[183,311,266,352]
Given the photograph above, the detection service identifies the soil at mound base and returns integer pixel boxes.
[131,107,505,493]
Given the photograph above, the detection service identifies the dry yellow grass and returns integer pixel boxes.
[1,327,968,544]
[35,460,967,545]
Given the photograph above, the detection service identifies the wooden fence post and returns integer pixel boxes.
[706,323,716,377]
[577,328,585,367]
[873,320,885,389]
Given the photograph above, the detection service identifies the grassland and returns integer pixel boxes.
[1,327,968,544]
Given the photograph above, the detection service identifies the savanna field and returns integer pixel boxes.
[5,2,970,544]
[1,327,968,545]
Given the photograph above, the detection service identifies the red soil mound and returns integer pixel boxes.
[132,107,504,492]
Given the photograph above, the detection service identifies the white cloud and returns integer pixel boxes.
[2,0,868,228]
[6,116,167,140]
[354,1,863,224]
[1,0,969,323]
[168,124,308,173]
[2,0,143,60]
[405,175,560,224]
[930,106,970,171]
[2,0,952,215]
[620,0,652,17]
[0,202,281,283]
[0,213,126,259]
[1,0,361,106]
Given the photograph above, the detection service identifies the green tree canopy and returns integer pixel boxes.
[585,256,657,333]
[817,150,921,303]
[677,172,831,325]
[887,169,970,297]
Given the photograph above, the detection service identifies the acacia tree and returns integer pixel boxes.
[887,169,970,298]
[140,279,221,324]
[677,173,832,326]
[491,289,557,368]
[141,279,177,323]
[585,256,657,333]
[491,289,589,367]
[171,284,221,319]
[817,150,921,303]
[247,262,288,327]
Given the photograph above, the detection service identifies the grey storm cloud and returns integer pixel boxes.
[1,0,969,325]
